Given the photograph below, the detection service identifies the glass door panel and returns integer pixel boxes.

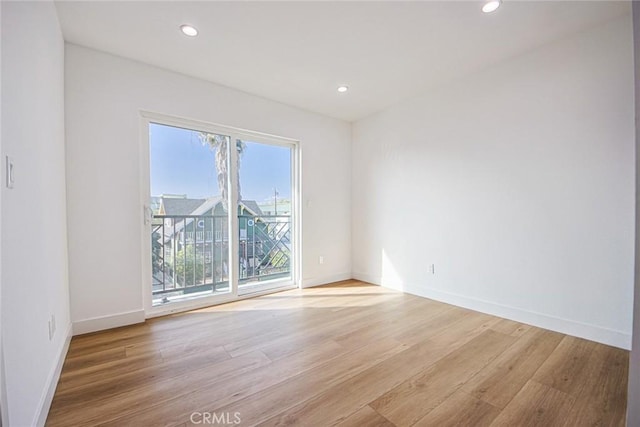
[236,139,294,295]
[149,123,231,306]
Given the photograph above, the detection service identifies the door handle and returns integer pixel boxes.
[143,205,153,225]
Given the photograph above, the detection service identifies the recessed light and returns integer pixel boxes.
[337,85,349,93]
[482,0,501,13]
[180,24,199,37]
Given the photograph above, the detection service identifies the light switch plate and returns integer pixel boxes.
[6,156,14,189]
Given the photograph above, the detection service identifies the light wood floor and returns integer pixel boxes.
[47,281,628,427]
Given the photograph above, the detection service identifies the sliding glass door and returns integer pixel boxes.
[143,114,297,312]
[236,139,293,295]
[148,123,233,306]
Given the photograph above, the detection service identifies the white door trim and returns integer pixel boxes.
[139,110,301,318]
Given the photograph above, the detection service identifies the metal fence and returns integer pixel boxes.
[151,214,291,303]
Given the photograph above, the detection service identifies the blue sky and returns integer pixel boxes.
[150,123,291,202]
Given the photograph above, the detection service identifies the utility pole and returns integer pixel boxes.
[274,188,279,215]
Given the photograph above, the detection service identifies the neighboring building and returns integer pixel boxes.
[151,195,290,296]
[157,195,206,216]
[258,198,291,216]
[155,195,265,249]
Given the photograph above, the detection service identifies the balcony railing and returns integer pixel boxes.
[151,214,291,304]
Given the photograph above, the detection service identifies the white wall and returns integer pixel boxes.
[627,3,640,424]
[352,15,635,349]
[1,1,71,426]
[0,0,6,424]
[65,44,351,332]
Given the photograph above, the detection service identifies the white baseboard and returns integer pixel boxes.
[72,309,145,336]
[301,272,352,289]
[352,272,383,287]
[352,273,631,350]
[34,323,72,427]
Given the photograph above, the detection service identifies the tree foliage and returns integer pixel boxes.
[174,245,206,287]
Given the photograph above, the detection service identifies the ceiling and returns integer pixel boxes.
[55,1,631,122]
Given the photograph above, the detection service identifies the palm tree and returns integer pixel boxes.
[200,133,246,210]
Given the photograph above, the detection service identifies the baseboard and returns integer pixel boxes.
[34,323,72,427]
[301,272,352,289]
[353,273,631,350]
[72,309,145,335]
[352,272,383,287]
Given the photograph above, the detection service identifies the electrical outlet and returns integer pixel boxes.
[319,256,324,265]
[48,320,53,341]
[430,264,435,274]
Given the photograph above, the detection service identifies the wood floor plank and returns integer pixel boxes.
[394,309,499,348]
[98,336,406,427]
[65,283,387,359]
[49,344,232,414]
[45,281,630,427]
[66,287,346,358]
[93,339,350,427]
[56,350,164,393]
[227,292,422,358]
[62,346,126,371]
[489,380,576,427]
[461,328,564,408]
[197,337,407,427]
[257,311,503,427]
[47,351,271,426]
[370,330,516,426]
[560,344,628,426]
[413,389,501,427]
[490,318,531,337]
[531,335,598,395]
[336,406,395,427]
[334,302,454,351]
[259,296,431,361]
